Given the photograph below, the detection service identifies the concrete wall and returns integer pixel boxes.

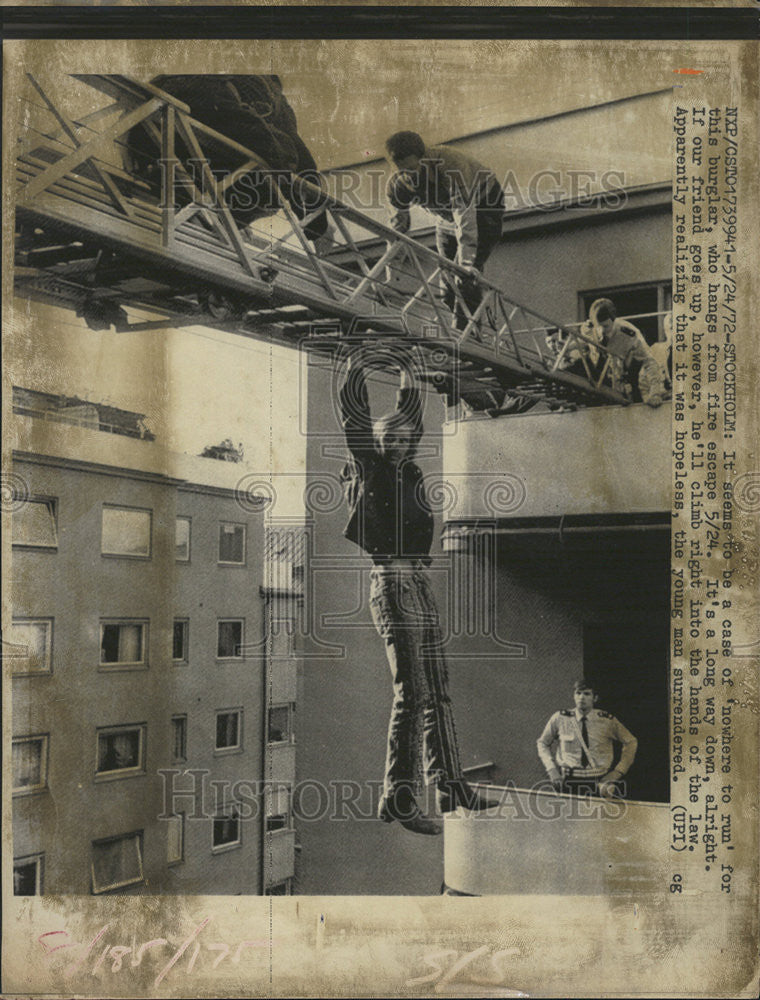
[10,429,275,895]
[444,790,670,896]
[12,456,177,895]
[444,402,671,520]
[167,484,268,894]
[482,208,671,322]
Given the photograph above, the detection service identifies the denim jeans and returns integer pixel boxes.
[369,564,462,797]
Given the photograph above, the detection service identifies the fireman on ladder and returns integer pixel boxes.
[384,131,505,334]
[338,344,496,835]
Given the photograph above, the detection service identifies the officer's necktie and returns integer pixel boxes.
[580,715,589,767]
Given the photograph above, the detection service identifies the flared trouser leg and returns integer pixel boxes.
[369,567,462,798]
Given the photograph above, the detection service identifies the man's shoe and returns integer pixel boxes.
[378,787,442,836]
[437,779,498,814]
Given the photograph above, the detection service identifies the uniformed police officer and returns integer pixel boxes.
[536,679,638,797]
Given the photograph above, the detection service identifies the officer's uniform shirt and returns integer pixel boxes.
[537,708,638,779]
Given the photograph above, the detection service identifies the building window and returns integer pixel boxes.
[215,709,242,752]
[12,497,57,549]
[100,620,147,669]
[172,715,187,763]
[101,505,151,558]
[9,619,53,675]
[12,735,48,794]
[265,784,292,833]
[212,808,241,851]
[96,725,145,777]
[267,704,295,745]
[13,854,44,895]
[175,517,191,562]
[218,522,246,565]
[167,813,185,865]
[173,619,189,662]
[217,619,243,659]
[91,832,144,893]
[265,878,292,896]
[578,280,673,347]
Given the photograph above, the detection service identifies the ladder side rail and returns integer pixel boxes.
[72,74,192,114]
[329,212,394,309]
[25,74,135,221]
[18,98,164,205]
[405,248,457,339]
[160,104,176,248]
[173,111,262,280]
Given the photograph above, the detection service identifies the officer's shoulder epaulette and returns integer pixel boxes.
[560,709,574,716]
[597,710,614,719]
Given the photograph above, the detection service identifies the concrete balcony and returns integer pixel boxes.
[442,402,671,524]
[264,830,297,887]
[266,744,296,786]
[443,784,670,895]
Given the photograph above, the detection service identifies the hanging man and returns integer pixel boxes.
[338,345,495,835]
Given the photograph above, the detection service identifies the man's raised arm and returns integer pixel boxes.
[395,361,424,457]
[339,352,374,459]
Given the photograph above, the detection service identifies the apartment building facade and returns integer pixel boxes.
[10,400,301,897]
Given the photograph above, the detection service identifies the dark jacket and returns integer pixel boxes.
[124,74,327,238]
[339,366,434,562]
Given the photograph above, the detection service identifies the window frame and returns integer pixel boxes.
[99,618,149,671]
[212,807,242,853]
[216,618,244,660]
[100,504,152,560]
[175,516,191,563]
[12,734,49,795]
[218,521,247,566]
[95,724,146,780]
[9,617,54,676]
[267,703,295,746]
[214,708,243,754]
[12,496,58,550]
[171,714,188,764]
[13,853,44,896]
[172,618,189,664]
[90,831,145,894]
